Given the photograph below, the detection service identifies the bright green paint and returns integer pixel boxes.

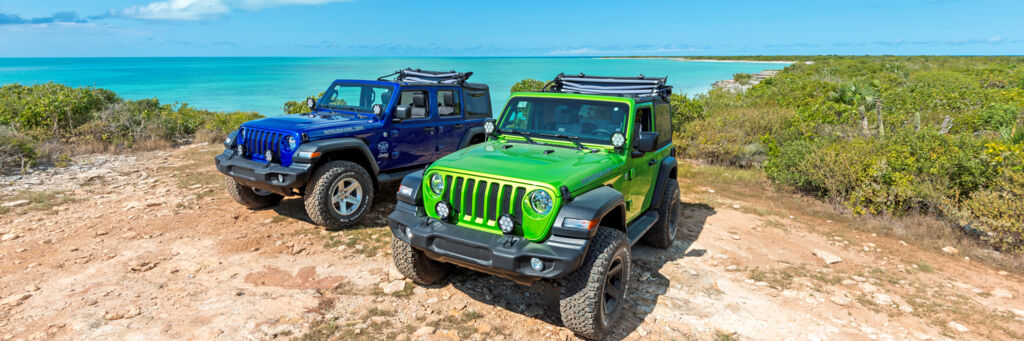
[422,91,672,241]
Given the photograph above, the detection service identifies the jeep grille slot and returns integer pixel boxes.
[440,175,527,228]
[243,128,285,162]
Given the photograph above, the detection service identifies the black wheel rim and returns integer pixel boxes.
[602,256,625,323]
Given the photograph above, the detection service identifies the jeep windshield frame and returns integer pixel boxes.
[316,82,396,116]
[497,96,630,146]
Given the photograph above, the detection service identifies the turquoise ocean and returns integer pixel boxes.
[0,57,788,116]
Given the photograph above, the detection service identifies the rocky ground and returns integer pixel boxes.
[1,144,1023,340]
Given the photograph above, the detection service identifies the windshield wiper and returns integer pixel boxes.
[536,133,598,152]
[323,105,360,116]
[497,129,537,144]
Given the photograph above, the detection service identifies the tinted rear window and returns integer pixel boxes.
[464,89,491,117]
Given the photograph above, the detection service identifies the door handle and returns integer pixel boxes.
[648,159,657,166]
[423,127,435,133]
[453,124,464,129]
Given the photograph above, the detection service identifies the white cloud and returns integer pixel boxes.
[120,0,353,20]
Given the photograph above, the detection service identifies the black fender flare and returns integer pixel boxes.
[457,126,486,149]
[395,170,425,205]
[551,186,625,239]
[650,156,678,209]
[292,137,379,175]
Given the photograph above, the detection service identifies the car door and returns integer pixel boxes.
[387,88,436,169]
[625,104,659,219]
[434,88,466,158]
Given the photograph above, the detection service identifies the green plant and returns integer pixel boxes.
[733,72,752,84]
[510,78,545,93]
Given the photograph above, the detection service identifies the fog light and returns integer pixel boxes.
[264,150,273,162]
[498,215,515,234]
[276,174,285,183]
[530,257,544,271]
[405,227,412,238]
[435,201,451,219]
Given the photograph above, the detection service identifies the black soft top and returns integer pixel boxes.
[379,68,488,90]
[543,73,671,99]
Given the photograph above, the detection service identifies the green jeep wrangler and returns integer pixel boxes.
[387,73,680,339]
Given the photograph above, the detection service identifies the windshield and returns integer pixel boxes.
[498,97,629,144]
[318,83,394,114]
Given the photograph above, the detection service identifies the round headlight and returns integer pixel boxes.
[429,173,444,194]
[237,144,245,155]
[610,132,625,148]
[284,136,297,150]
[484,121,495,134]
[264,150,274,162]
[528,190,552,215]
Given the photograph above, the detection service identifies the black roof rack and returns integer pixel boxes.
[543,73,672,98]
[378,68,473,84]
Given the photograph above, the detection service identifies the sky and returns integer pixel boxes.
[0,0,1021,57]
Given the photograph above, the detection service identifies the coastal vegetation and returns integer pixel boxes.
[665,56,1024,253]
[0,82,261,172]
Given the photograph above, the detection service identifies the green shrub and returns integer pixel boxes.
[0,83,264,173]
[0,83,117,139]
[676,56,1024,251]
[511,78,546,93]
[0,126,38,171]
[733,73,752,84]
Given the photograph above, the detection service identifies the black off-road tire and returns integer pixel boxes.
[559,227,631,340]
[391,237,448,284]
[225,176,283,209]
[303,161,374,230]
[642,178,680,248]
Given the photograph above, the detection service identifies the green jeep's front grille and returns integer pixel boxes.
[424,169,559,242]
[446,176,525,224]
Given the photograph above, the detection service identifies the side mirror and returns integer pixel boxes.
[393,106,411,122]
[306,97,316,110]
[635,131,659,153]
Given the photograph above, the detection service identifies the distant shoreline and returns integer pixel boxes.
[600,56,796,64]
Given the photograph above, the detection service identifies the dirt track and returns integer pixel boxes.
[1,144,1023,340]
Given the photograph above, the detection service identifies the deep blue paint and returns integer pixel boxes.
[235,78,487,172]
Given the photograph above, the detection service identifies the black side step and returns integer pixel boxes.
[626,210,659,246]
[378,167,423,184]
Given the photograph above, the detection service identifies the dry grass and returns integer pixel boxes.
[0,190,76,215]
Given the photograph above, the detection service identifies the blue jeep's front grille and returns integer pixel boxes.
[243,128,285,162]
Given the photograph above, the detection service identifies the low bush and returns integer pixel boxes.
[0,83,263,173]
[674,56,1024,252]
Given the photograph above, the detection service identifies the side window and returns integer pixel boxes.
[398,90,429,119]
[464,88,492,118]
[654,103,672,147]
[635,107,653,133]
[437,90,461,117]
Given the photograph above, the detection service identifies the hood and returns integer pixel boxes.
[241,113,377,138]
[430,140,624,193]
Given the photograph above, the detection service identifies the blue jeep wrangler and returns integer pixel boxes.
[216,69,492,229]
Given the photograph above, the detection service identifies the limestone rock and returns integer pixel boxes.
[1,200,29,208]
[812,250,842,265]
[941,246,959,255]
[990,288,1014,299]
[382,280,406,294]
[946,321,968,333]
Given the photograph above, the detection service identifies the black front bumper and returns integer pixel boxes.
[388,201,590,284]
[215,150,313,196]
